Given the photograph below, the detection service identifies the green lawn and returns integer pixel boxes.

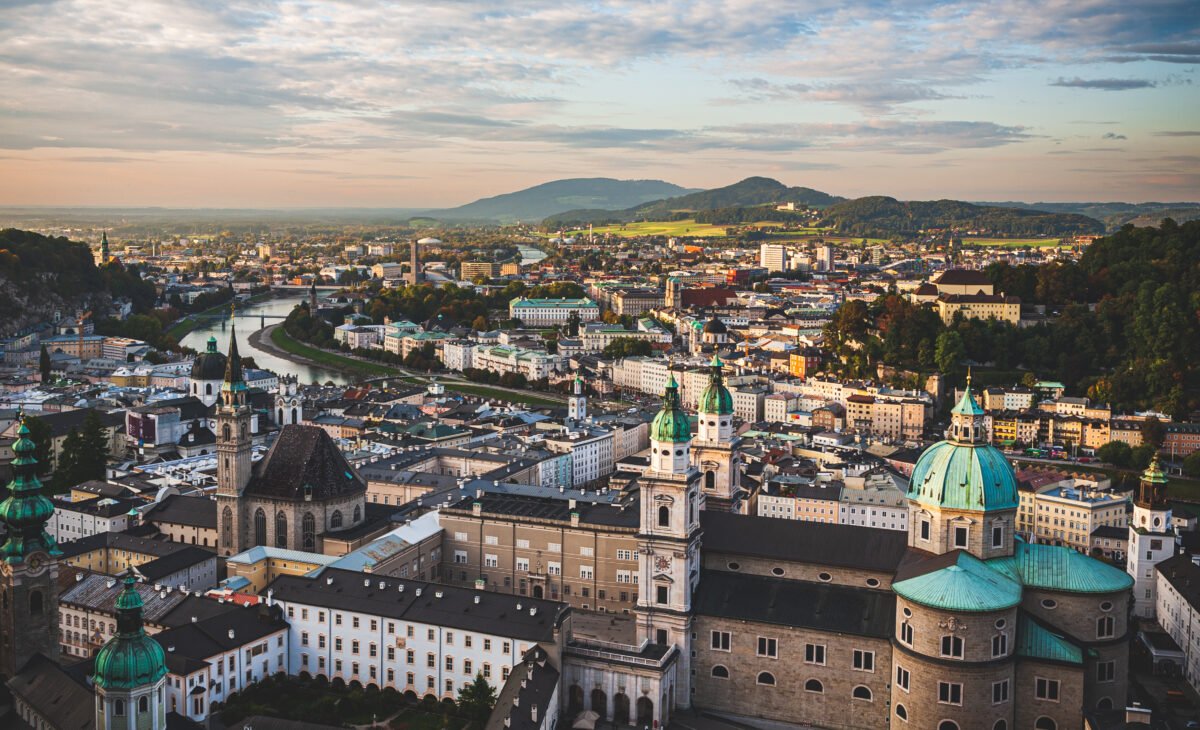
[565,219,730,238]
[269,327,399,377]
[962,237,1062,248]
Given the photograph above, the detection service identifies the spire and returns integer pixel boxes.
[1136,454,1170,510]
[222,303,245,397]
[0,411,61,562]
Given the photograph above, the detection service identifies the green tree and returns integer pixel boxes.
[1141,417,1166,449]
[1096,441,1132,468]
[471,315,489,332]
[603,337,653,358]
[56,410,109,489]
[934,330,965,378]
[1130,444,1157,471]
[1183,451,1200,478]
[20,415,55,479]
[39,344,51,383]
[456,673,498,725]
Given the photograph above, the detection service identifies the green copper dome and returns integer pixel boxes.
[0,416,60,563]
[92,575,167,691]
[894,551,1022,612]
[906,385,1018,512]
[650,375,691,443]
[698,356,734,416]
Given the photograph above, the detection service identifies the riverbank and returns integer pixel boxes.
[167,290,277,342]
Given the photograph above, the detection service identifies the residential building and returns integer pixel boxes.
[508,298,600,327]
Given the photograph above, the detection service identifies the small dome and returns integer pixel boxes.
[92,575,167,691]
[190,336,227,381]
[417,237,442,245]
[702,316,727,335]
[698,356,734,416]
[650,375,691,443]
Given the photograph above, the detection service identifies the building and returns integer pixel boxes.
[188,335,227,407]
[839,469,909,530]
[461,261,500,280]
[1128,457,1175,618]
[609,288,664,317]
[1164,423,1200,457]
[473,345,562,381]
[1022,482,1128,554]
[1154,554,1200,694]
[508,298,600,327]
[759,244,786,273]
[46,496,138,543]
[937,293,1022,325]
[933,269,994,296]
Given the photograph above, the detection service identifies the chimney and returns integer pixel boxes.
[531,704,538,723]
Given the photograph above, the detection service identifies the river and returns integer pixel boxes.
[518,244,546,265]
[179,294,354,385]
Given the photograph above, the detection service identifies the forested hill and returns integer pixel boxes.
[543,177,843,226]
[818,196,1104,237]
[430,178,697,222]
[0,229,155,336]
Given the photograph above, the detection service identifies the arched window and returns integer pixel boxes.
[302,512,315,551]
[29,590,43,615]
[804,679,823,693]
[275,512,288,549]
[756,672,775,686]
[222,424,231,440]
[330,510,343,529]
[938,722,960,730]
[113,699,125,716]
[206,384,213,395]
[705,471,715,490]
[711,665,729,679]
[1097,615,1114,638]
[222,507,233,547]
[1035,719,1056,730]
[291,407,298,423]
[896,704,908,721]
[254,508,267,546]
[940,634,964,658]
[1097,698,1113,710]
[353,505,361,524]
[138,696,149,713]
[658,506,670,528]
[993,721,1008,730]
[852,686,872,701]
[277,408,283,423]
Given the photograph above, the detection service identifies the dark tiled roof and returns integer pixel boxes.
[693,569,895,638]
[266,568,566,643]
[700,511,908,573]
[25,407,124,437]
[935,269,991,286]
[6,653,93,730]
[147,494,218,529]
[486,658,560,730]
[137,545,216,582]
[444,493,639,529]
[245,425,366,501]
[58,531,190,560]
[155,604,287,665]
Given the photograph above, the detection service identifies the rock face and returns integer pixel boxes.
[0,229,113,336]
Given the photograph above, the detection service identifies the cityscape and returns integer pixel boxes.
[1,2,1199,730]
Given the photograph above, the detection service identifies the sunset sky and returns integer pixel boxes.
[1,0,1197,207]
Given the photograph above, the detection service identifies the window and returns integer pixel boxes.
[853,650,874,671]
[992,633,1008,657]
[1035,677,1060,701]
[900,622,913,645]
[992,679,1009,704]
[939,723,960,730]
[757,671,775,686]
[658,505,670,527]
[330,510,343,529]
[940,635,964,658]
[757,637,777,658]
[994,722,1008,730]
[711,631,731,651]
[302,512,315,551]
[484,554,498,568]
[275,512,288,549]
[896,704,908,721]
[114,699,125,716]
[804,679,823,693]
[426,653,435,668]
[804,644,825,665]
[580,566,594,580]
[139,696,149,713]
[938,682,963,705]
[335,638,343,651]
[485,535,499,546]
[711,665,729,679]
[1035,719,1057,730]
[656,585,669,605]
[852,686,872,701]
[992,524,1003,548]
[895,665,910,691]
[953,526,968,548]
[254,508,267,546]
[353,617,360,629]
[1097,616,1114,639]
[920,520,930,541]
[1097,660,1115,682]
[1041,598,1057,609]
[549,562,561,576]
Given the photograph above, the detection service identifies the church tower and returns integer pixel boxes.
[906,374,1018,560]
[216,313,253,556]
[692,356,742,512]
[309,280,318,312]
[100,231,110,264]
[636,375,702,710]
[1129,456,1173,618]
[276,375,302,426]
[0,413,62,678]
[92,573,168,730]
[567,375,587,424]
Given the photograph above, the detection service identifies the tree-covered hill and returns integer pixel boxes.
[818,196,1104,238]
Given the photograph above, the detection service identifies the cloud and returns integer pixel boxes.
[1155,131,1200,137]
[1050,77,1156,90]
[1102,132,1127,140]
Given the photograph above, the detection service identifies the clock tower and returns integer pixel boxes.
[0,413,62,678]
[636,375,702,710]
[216,315,253,556]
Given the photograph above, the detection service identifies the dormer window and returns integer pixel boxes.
[953,526,969,549]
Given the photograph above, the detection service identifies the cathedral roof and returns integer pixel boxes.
[1016,612,1084,665]
[987,538,1133,595]
[907,439,1019,512]
[190,336,227,381]
[244,425,366,501]
[893,550,1022,612]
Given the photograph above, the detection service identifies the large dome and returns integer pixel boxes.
[650,375,692,443]
[702,316,727,335]
[191,336,227,381]
[907,385,1018,512]
[92,575,167,691]
[698,356,734,416]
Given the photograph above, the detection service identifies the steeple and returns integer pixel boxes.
[221,304,246,405]
[1136,455,1169,511]
[649,374,692,474]
[948,370,986,445]
[568,374,587,423]
[0,412,60,563]
[92,573,168,729]
[100,231,109,263]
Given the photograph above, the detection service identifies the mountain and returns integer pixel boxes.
[543,177,844,226]
[976,201,1200,231]
[819,197,1104,238]
[428,178,698,222]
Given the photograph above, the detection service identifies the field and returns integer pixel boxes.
[564,219,730,238]
[962,237,1063,248]
[269,326,399,377]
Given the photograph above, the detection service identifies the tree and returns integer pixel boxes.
[56,410,109,489]
[471,315,489,332]
[1130,444,1157,471]
[456,673,497,725]
[38,344,51,383]
[603,337,653,358]
[1183,451,1200,478]
[1141,417,1166,450]
[20,416,55,479]
[934,330,965,378]
[1096,441,1132,468]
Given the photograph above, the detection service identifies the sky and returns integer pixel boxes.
[0,0,1198,207]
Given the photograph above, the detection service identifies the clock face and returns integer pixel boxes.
[25,552,47,575]
[654,555,671,572]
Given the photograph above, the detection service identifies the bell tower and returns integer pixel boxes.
[216,310,253,556]
[567,375,587,424]
[1129,456,1173,618]
[636,375,702,710]
[693,356,742,512]
[0,412,62,678]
